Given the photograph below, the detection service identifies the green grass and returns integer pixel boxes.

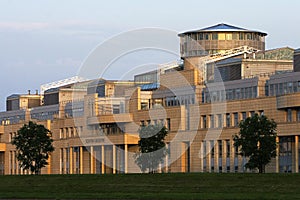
[0,173,300,199]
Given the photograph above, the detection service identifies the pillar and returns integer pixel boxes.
[165,143,169,172]
[124,144,128,173]
[80,146,83,174]
[63,148,67,174]
[275,137,279,173]
[48,154,51,174]
[101,145,105,174]
[60,149,63,174]
[113,145,116,174]
[90,146,94,174]
[69,147,73,174]
[295,136,299,173]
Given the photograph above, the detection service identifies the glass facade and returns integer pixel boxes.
[279,137,293,173]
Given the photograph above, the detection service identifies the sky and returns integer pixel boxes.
[0,0,300,111]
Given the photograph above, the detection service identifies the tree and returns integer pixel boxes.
[12,121,54,175]
[135,124,168,173]
[233,114,277,173]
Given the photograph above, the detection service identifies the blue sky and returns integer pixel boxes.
[0,0,300,110]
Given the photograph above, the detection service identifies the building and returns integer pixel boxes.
[0,23,300,175]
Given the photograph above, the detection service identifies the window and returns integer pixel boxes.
[279,83,283,95]
[233,113,239,127]
[166,118,171,130]
[239,33,244,40]
[297,109,300,122]
[202,141,207,172]
[293,82,298,93]
[250,111,255,117]
[217,114,222,128]
[287,109,292,122]
[226,140,230,158]
[248,87,253,98]
[259,110,264,116]
[270,84,274,96]
[218,140,222,157]
[246,33,252,40]
[279,137,293,173]
[235,145,239,157]
[226,114,231,127]
[204,33,210,40]
[70,127,74,137]
[212,33,218,40]
[288,82,293,93]
[218,33,225,40]
[210,141,215,158]
[199,33,203,40]
[236,89,241,99]
[210,140,215,172]
[65,128,69,138]
[226,33,232,40]
[210,115,214,128]
[202,116,207,129]
[241,112,247,121]
[202,141,207,157]
[253,86,257,97]
[232,33,238,40]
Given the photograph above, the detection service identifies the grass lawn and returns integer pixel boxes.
[0,173,300,199]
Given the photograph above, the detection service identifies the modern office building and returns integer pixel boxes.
[0,23,300,175]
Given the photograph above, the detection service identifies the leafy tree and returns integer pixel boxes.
[135,124,168,173]
[12,121,54,175]
[233,114,277,173]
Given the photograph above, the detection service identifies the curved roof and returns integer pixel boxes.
[179,23,267,36]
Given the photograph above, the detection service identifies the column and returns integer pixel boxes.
[124,144,128,173]
[48,154,51,174]
[181,143,186,172]
[60,149,63,174]
[101,145,105,174]
[165,143,169,172]
[113,145,116,174]
[80,146,83,174]
[90,146,94,174]
[206,141,211,172]
[275,137,279,173]
[69,147,73,174]
[231,140,236,173]
[222,140,227,173]
[63,148,67,174]
[12,151,15,175]
[295,136,299,173]
[215,141,219,173]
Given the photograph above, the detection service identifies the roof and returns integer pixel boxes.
[6,94,20,99]
[179,23,267,36]
[201,23,246,31]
